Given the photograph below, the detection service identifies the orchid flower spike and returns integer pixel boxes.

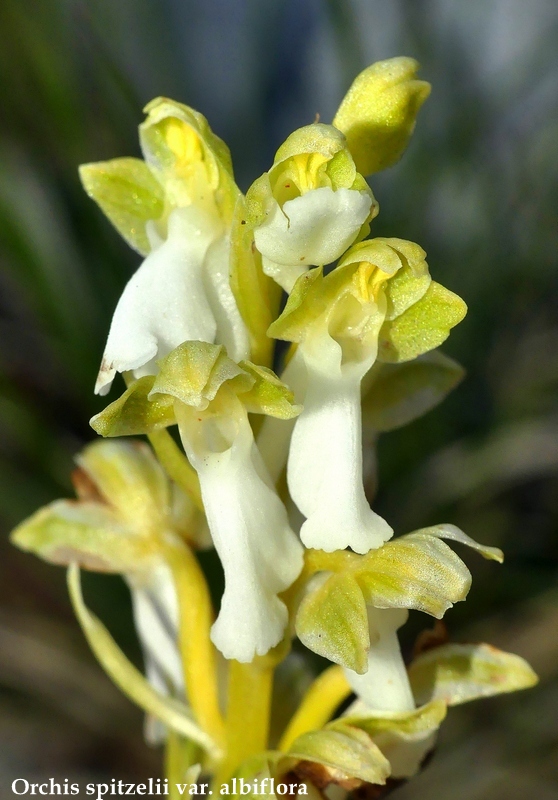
[80,99,249,395]
[10,440,206,728]
[245,124,378,293]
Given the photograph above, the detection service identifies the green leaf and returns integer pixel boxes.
[67,564,219,755]
[408,643,538,707]
[361,351,465,432]
[333,57,431,176]
[378,281,467,363]
[287,726,390,786]
[90,376,176,437]
[296,574,370,673]
[79,158,164,256]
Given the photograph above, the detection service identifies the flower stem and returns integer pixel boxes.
[216,658,274,786]
[166,543,226,752]
[278,665,351,751]
[149,428,203,510]
[165,733,201,799]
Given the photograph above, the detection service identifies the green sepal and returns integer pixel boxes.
[338,698,447,739]
[296,573,370,673]
[151,342,248,410]
[238,361,302,419]
[76,439,171,531]
[361,351,465,432]
[352,533,472,619]
[416,523,503,562]
[10,499,155,573]
[268,238,436,346]
[274,124,347,166]
[151,341,300,419]
[90,376,176,437]
[333,57,431,176]
[408,643,538,707]
[79,158,165,256]
[67,564,219,756]
[378,282,467,363]
[286,726,390,787]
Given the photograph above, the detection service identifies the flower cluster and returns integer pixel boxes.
[12,58,537,797]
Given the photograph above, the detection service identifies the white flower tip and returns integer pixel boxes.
[210,594,288,662]
[300,508,393,554]
[95,338,158,396]
[95,360,116,396]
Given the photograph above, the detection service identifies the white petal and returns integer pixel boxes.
[288,341,392,554]
[345,608,414,713]
[95,206,221,395]
[127,562,184,697]
[177,408,303,662]
[203,235,250,361]
[261,256,309,294]
[254,187,372,269]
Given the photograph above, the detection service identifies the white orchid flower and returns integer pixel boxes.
[246,124,377,293]
[92,341,304,663]
[10,440,197,720]
[267,237,467,554]
[80,98,249,395]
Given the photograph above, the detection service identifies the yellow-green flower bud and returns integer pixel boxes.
[333,57,431,175]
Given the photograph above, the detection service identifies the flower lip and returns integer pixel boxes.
[254,187,373,269]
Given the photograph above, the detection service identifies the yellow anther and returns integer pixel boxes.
[164,119,203,165]
[291,152,328,193]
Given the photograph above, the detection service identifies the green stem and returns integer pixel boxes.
[215,658,274,787]
[148,428,203,510]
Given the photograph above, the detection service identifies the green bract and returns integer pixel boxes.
[408,643,538,706]
[361,351,465,433]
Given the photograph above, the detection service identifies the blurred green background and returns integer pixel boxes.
[1,0,557,797]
